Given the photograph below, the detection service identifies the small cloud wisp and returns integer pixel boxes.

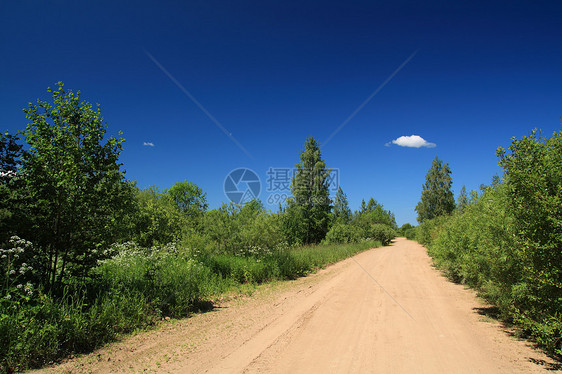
[386,135,436,148]
[143,142,155,147]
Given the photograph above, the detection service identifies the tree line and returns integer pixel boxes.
[0,83,397,292]
[0,83,397,372]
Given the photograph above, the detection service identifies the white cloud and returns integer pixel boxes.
[387,135,436,148]
[143,142,155,147]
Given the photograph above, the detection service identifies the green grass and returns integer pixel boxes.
[0,239,382,373]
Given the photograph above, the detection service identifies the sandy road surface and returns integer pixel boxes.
[38,238,560,373]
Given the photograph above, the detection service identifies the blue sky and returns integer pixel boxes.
[1,1,561,225]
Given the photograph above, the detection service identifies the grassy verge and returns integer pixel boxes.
[0,240,380,373]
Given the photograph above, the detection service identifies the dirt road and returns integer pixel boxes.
[39,238,560,373]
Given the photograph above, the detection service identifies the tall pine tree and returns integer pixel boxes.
[333,186,351,224]
[415,156,455,223]
[284,136,331,244]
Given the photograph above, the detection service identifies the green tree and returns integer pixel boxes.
[0,132,24,243]
[354,197,397,229]
[21,82,135,290]
[415,156,455,223]
[131,186,184,247]
[359,199,366,214]
[167,180,208,218]
[323,222,362,244]
[0,131,21,180]
[398,223,416,239]
[497,129,562,318]
[202,203,236,253]
[366,197,378,212]
[332,186,351,224]
[457,185,469,214]
[285,136,332,244]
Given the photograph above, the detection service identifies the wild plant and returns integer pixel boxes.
[1,236,35,307]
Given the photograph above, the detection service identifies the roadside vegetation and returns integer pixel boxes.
[413,131,562,357]
[0,84,396,373]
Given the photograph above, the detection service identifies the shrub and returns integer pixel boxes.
[367,224,396,246]
[422,128,562,356]
[414,215,449,247]
[497,129,562,327]
[323,223,363,244]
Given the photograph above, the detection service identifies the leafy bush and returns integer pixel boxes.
[403,228,416,240]
[323,223,363,244]
[367,224,396,246]
[498,129,562,324]
[201,201,285,255]
[414,215,449,247]
[428,183,519,290]
[96,242,229,316]
[420,129,562,356]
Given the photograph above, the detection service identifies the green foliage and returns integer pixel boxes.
[0,132,25,244]
[201,200,285,255]
[284,240,380,274]
[19,82,135,289]
[1,85,402,372]
[367,224,396,246]
[0,236,36,308]
[419,129,562,355]
[427,182,518,287]
[323,223,363,244]
[359,199,366,213]
[415,157,455,223]
[131,186,184,247]
[0,287,158,373]
[324,196,397,246]
[0,240,380,372]
[167,180,208,218]
[332,186,351,224]
[281,203,308,246]
[0,131,21,178]
[398,223,416,239]
[497,129,562,352]
[353,197,397,229]
[415,215,449,247]
[96,242,224,316]
[130,181,208,247]
[285,136,332,244]
[237,210,285,253]
[457,185,469,214]
[497,129,562,308]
